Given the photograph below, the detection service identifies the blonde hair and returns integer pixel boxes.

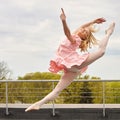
[79,25,98,52]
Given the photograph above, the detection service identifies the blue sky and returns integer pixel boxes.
[0,0,120,79]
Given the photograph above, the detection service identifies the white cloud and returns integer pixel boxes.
[87,55,120,79]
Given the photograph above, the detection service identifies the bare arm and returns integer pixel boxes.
[81,18,106,28]
[73,18,106,34]
[60,8,75,43]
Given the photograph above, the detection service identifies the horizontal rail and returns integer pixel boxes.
[0,79,120,83]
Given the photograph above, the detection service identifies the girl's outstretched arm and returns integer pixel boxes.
[60,8,75,43]
[81,18,106,28]
[73,18,106,34]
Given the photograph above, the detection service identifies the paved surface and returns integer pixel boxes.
[0,108,120,120]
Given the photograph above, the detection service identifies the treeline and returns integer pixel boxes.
[0,72,120,104]
[18,72,61,80]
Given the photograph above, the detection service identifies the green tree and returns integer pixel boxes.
[18,72,61,80]
[15,72,61,103]
[79,82,93,103]
[105,82,120,103]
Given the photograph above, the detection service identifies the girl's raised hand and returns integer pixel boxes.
[60,8,66,21]
[94,18,106,24]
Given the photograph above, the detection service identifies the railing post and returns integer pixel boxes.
[52,81,55,116]
[102,82,106,117]
[5,81,9,115]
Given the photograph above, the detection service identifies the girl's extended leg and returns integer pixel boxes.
[25,71,79,112]
[78,22,115,69]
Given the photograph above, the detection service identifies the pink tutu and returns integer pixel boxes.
[49,34,89,74]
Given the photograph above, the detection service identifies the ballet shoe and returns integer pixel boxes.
[25,102,40,112]
[105,22,115,36]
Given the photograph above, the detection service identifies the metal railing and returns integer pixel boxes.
[0,79,120,117]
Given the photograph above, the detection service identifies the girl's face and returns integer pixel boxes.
[77,27,90,40]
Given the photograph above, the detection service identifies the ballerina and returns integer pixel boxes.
[25,8,115,112]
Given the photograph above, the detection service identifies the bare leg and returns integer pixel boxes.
[25,71,79,112]
[78,22,115,69]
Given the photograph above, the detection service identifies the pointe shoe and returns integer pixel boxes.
[105,22,115,36]
[25,103,40,112]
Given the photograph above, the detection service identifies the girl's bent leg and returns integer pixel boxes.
[25,71,79,112]
[78,22,115,69]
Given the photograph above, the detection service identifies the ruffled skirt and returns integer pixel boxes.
[49,52,89,74]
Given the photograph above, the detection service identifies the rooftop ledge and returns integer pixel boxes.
[1,104,120,108]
